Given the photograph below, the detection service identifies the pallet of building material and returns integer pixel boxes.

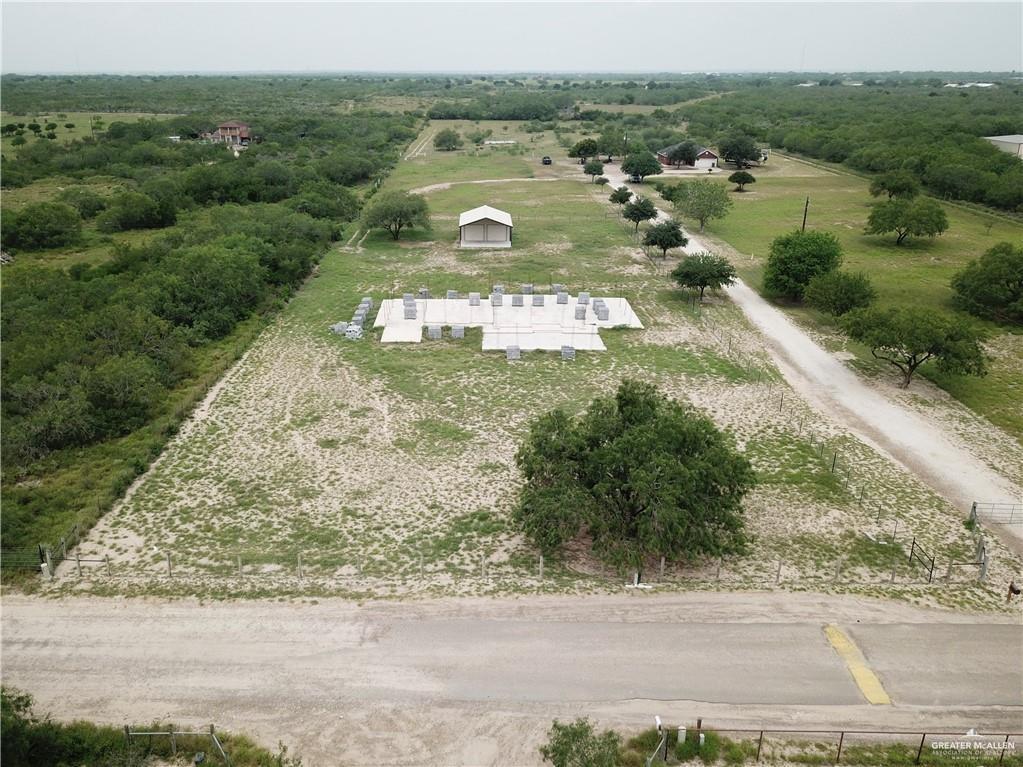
[506,345,520,360]
[556,292,568,304]
[330,322,349,335]
[469,292,481,306]
[427,325,442,340]
[532,294,544,306]
[512,294,524,307]
[491,292,503,307]
[446,289,459,299]
[521,283,533,295]
[451,325,465,339]
[577,291,590,305]
[561,346,575,360]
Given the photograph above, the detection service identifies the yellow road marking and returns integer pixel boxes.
[824,624,892,705]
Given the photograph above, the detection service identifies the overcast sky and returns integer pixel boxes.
[2,1,1021,75]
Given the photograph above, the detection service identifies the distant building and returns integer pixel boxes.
[656,143,719,169]
[984,135,1023,159]
[483,140,517,145]
[210,121,251,145]
[458,205,513,249]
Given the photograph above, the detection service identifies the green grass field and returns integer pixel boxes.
[700,154,1023,440]
[0,111,177,156]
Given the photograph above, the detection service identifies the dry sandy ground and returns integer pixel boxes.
[3,592,1020,767]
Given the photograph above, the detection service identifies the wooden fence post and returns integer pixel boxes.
[836,731,844,763]
[538,554,544,580]
[716,558,722,581]
[76,551,82,578]
[166,552,172,577]
[297,552,303,579]
[756,731,764,762]
[775,560,782,584]
[237,554,242,577]
[170,724,176,755]
[659,556,665,580]
[915,733,926,764]
[105,554,111,576]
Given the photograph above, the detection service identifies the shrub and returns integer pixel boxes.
[95,191,165,232]
[804,270,877,315]
[57,187,108,219]
[2,201,81,250]
[763,230,843,301]
[951,241,1023,324]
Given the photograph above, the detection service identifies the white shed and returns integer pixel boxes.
[458,205,513,249]
[984,135,1023,159]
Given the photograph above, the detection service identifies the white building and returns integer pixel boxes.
[458,205,513,248]
[984,135,1023,159]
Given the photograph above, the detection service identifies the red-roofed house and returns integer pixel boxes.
[211,121,251,145]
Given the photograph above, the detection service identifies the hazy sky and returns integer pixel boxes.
[2,1,1021,74]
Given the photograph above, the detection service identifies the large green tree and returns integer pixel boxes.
[623,196,658,232]
[433,128,463,151]
[666,140,699,167]
[569,138,599,161]
[951,241,1023,324]
[514,380,755,573]
[865,197,948,245]
[718,134,761,167]
[869,169,921,200]
[621,151,663,182]
[843,307,987,388]
[670,179,733,232]
[597,128,625,161]
[361,190,430,240]
[763,229,843,301]
[643,219,688,257]
[672,252,737,299]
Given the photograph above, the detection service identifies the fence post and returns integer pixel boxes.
[76,551,82,578]
[124,725,131,746]
[297,552,303,579]
[970,501,977,525]
[915,733,926,764]
[836,731,844,763]
[890,561,897,584]
[716,557,722,581]
[833,557,844,584]
[775,559,782,584]
[538,554,544,580]
[944,560,953,584]
[659,556,665,580]
[831,452,838,473]
[909,537,916,562]
[419,552,424,579]
[170,724,176,756]
[44,548,53,577]
[999,734,1010,765]
[756,730,764,762]
[166,552,172,577]
[237,554,242,577]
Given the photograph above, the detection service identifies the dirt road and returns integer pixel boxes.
[2,593,1020,766]
[602,165,1022,538]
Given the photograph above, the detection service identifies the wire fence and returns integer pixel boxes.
[645,720,1022,766]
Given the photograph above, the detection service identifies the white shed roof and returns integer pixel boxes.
[985,135,1023,144]
[459,205,513,228]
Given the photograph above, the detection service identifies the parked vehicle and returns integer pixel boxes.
[541,156,552,165]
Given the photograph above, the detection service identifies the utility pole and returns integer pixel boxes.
[801,196,810,231]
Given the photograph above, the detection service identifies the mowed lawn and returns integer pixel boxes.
[703,156,1023,440]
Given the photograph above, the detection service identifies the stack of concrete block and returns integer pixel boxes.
[575,305,587,320]
[427,325,442,340]
[532,294,544,307]
[451,325,465,339]
[577,291,590,305]
[403,292,414,302]
[512,294,524,307]
[561,346,575,360]
[418,288,430,299]
[469,292,481,306]
[492,292,503,307]
[593,298,609,321]
[521,283,533,295]
[446,289,459,299]
[506,346,520,360]
[360,297,374,310]
[403,295,417,320]
[552,283,565,293]
[330,322,349,335]
[492,284,505,295]
[556,291,569,304]
[344,325,363,340]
